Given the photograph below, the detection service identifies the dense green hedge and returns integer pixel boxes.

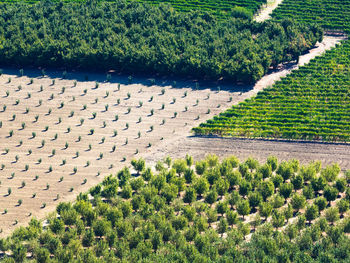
[0,1,322,83]
[1,156,349,262]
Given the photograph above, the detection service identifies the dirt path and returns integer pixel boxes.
[242,35,346,100]
[145,136,350,170]
[254,0,284,22]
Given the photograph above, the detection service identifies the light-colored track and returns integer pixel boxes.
[254,0,284,22]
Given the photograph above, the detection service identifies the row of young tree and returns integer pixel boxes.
[0,155,349,262]
[0,0,323,83]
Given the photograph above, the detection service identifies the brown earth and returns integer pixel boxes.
[145,136,350,171]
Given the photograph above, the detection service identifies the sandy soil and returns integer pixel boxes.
[254,0,284,22]
[145,136,350,170]
[0,35,345,237]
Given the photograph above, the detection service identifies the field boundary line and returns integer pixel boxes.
[189,135,350,146]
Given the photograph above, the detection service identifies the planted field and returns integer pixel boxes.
[194,40,350,142]
[132,0,266,18]
[1,156,349,262]
[271,0,350,32]
[194,0,350,142]
[0,33,342,237]
[0,70,236,236]
[0,1,322,84]
[1,0,266,18]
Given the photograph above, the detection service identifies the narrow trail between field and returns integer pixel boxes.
[254,0,284,22]
[251,35,346,96]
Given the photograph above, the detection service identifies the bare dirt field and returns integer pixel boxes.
[145,136,350,171]
[0,71,237,236]
[0,35,345,236]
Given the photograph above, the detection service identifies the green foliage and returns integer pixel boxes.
[311,175,327,194]
[322,164,341,182]
[248,192,263,211]
[0,2,320,84]
[6,157,350,262]
[315,196,328,212]
[258,180,274,201]
[324,186,339,205]
[325,207,340,225]
[291,193,306,213]
[271,210,285,229]
[239,179,252,198]
[291,174,304,191]
[183,187,196,204]
[194,177,209,197]
[279,183,293,199]
[131,158,145,175]
[136,0,265,19]
[195,160,208,175]
[337,199,349,216]
[236,199,251,219]
[259,202,273,220]
[216,201,229,216]
[305,204,319,223]
[271,0,350,33]
[205,190,218,206]
[194,39,350,142]
[173,159,188,176]
[117,167,131,187]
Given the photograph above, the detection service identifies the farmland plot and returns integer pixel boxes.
[132,0,267,18]
[2,156,350,262]
[271,0,350,32]
[0,71,234,236]
[0,33,342,235]
[194,39,350,142]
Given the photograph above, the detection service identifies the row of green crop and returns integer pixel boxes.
[132,0,267,17]
[194,39,350,142]
[193,127,350,142]
[0,0,267,18]
[271,0,350,32]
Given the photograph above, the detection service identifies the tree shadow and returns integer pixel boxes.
[0,66,254,94]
